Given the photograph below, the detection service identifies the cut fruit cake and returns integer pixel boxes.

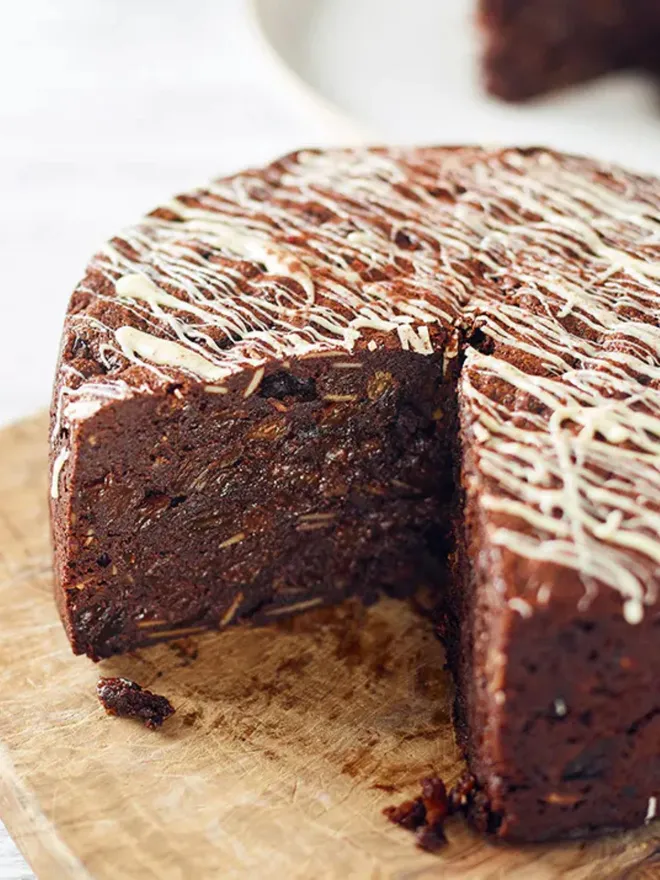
[50,146,660,842]
[478,0,660,101]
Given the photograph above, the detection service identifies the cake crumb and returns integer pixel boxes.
[384,776,450,852]
[416,776,450,851]
[383,797,426,831]
[96,677,175,729]
[383,772,490,851]
[447,770,478,814]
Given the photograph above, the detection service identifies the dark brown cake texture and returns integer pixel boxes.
[96,677,175,729]
[50,145,660,842]
[478,0,660,101]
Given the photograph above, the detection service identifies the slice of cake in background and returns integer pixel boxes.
[478,0,660,101]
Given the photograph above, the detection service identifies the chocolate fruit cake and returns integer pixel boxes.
[50,146,660,842]
[478,0,660,101]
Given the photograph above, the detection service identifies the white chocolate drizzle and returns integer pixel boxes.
[115,326,230,383]
[52,146,660,623]
[50,447,70,500]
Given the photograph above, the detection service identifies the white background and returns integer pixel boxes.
[2,1,659,876]
[0,0,333,428]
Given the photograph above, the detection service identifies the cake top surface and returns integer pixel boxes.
[53,145,660,625]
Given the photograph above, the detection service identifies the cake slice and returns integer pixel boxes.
[478,0,660,101]
[49,149,464,658]
[50,146,660,841]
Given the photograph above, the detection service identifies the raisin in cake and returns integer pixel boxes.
[50,146,660,842]
[478,0,660,101]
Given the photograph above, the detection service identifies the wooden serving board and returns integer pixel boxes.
[1,414,658,880]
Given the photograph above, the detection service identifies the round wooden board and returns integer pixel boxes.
[0,413,658,879]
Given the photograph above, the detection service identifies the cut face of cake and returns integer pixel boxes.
[478,0,660,101]
[50,146,660,842]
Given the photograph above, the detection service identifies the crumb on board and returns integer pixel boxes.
[96,676,175,729]
[383,772,489,851]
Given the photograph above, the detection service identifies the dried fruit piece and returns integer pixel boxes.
[260,370,317,401]
[366,370,397,401]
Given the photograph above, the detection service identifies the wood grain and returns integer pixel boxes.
[0,413,658,880]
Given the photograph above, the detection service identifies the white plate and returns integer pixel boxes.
[250,0,660,174]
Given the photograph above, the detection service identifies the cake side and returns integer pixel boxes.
[455,390,660,840]
[453,140,660,832]
[51,343,458,658]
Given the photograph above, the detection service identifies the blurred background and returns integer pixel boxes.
[2,0,660,428]
[1,1,659,876]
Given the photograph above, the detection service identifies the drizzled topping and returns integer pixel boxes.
[53,146,660,623]
[115,325,231,383]
[50,446,70,500]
